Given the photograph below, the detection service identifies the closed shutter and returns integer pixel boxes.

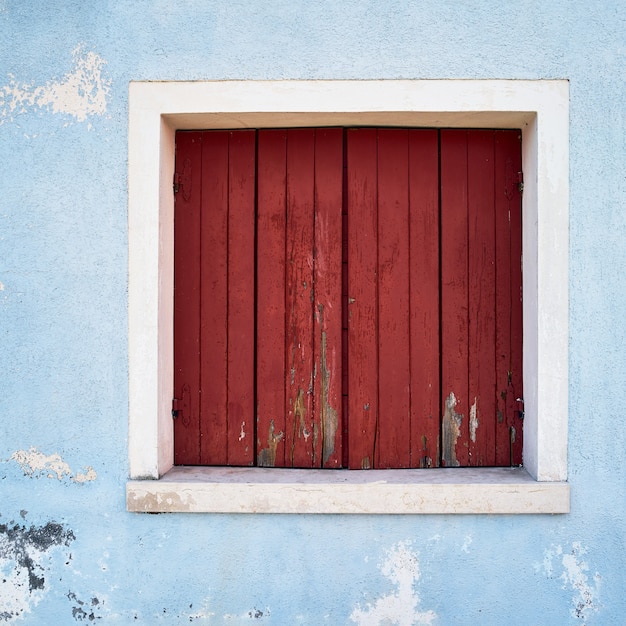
[173,128,523,468]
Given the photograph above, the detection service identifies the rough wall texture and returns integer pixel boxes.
[1,1,624,623]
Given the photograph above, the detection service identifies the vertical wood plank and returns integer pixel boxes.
[199,131,229,465]
[285,129,316,467]
[377,129,411,468]
[313,128,344,467]
[408,129,440,468]
[494,130,524,465]
[256,130,287,467]
[440,130,470,467]
[467,131,496,466]
[346,128,379,469]
[173,131,203,465]
[226,130,256,466]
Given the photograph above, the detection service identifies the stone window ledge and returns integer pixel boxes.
[127,467,569,514]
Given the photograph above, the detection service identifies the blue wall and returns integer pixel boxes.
[1,1,624,623]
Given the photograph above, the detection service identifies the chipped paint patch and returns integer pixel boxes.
[441,392,463,467]
[469,397,478,442]
[0,518,75,622]
[10,447,96,483]
[350,541,436,626]
[318,312,338,465]
[257,420,284,467]
[239,421,246,441]
[539,543,602,623]
[0,44,110,126]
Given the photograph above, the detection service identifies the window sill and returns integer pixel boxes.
[126,466,569,514]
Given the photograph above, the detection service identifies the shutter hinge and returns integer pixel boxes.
[517,171,524,195]
[173,173,181,195]
[171,398,179,419]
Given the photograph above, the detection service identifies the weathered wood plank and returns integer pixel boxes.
[377,129,411,468]
[467,131,497,466]
[285,129,316,467]
[440,130,470,467]
[173,131,203,465]
[199,131,229,465]
[408,129,440,468]
[494,130,524,465]
[227,130,256,466]
[346,128,379,469]
[256,130,287,467]
[313,128,344,467]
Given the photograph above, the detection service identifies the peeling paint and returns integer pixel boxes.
[0,44,110,126]
[239,421,246,441]
[257,420,284,467]
[540,543,602,623]
[9,448,96,483]
[0,518,75,623]
[350,541,436,626]
[469,397,478,443]
[441,392,463,467]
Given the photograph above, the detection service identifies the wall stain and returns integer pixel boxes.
[67,592,103,622]
[0,517,75,622]
[442,392,463,467]
[257,420,284,467]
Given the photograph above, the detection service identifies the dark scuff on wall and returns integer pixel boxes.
[0,516,75,622]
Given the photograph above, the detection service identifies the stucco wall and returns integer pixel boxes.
[1,1,624,623]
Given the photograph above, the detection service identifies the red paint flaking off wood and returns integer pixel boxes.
[440,130,470,467]
[199,131,229,465]
[408,130,440,468]
[377,129,411,468]
[467,131,497,466]
[256,130,287,466]
[173,131,203,464]
[226,130,256,466]
[346,129,379,469]
[314,128,343,467]
[285,129,316,467]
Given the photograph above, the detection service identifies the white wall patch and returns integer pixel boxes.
[0,44,111,125]
[10,447,96,483]
[539,543,602,623]
[350,541,436,626]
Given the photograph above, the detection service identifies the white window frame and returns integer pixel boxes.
[127,80,569,514]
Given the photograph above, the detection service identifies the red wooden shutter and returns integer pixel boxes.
[174,130,256,466]
[174,127,522,469]
[256,129,343,467]
[346,129,440,469]
[440,129,523,467]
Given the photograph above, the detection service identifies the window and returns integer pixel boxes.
[172,127,524,470]
[127,80,569,513]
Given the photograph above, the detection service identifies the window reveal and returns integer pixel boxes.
[172,128,523,469]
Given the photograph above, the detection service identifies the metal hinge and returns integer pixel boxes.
[173,173,181,194]
[171,398,179,419]
[517,171,524,195]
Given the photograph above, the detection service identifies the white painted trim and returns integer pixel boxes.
[128,80,569,512]
[127,467,569,514]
